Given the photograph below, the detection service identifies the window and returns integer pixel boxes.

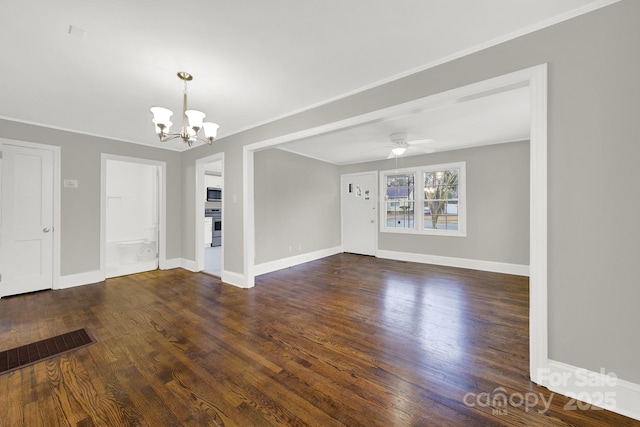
[385,174,414,229]
[381,162,466,236]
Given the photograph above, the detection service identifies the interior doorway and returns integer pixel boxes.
[101,154,166,279]
[243,65,547,384]
[195,153,224,277]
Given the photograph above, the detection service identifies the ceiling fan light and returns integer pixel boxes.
[391,146,406,156]
[185,109,206,130]
[202,122,219,139]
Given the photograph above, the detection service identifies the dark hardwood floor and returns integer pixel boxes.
[0,253,637,426]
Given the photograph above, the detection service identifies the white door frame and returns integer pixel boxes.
[340,171,378,256]
[100,154,167,278]
[243,64,547,383]
[195,152,224,272]
[0,138,61,293]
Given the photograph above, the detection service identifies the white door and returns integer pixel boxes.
[341,172,377,256]
[0,144,54,297]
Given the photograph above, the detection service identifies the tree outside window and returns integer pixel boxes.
[424,169,459,230]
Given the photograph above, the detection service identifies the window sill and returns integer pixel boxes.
[380,228,467,237]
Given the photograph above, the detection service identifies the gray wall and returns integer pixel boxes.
[0,119,183,276]
[341,141,530,265]
[254,148,341,264]
[184,1,640,383]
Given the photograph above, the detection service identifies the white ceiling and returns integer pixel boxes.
[0,1,617,153]
[278,86,530,164]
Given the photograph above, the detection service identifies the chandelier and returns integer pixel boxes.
[150,72,219,147]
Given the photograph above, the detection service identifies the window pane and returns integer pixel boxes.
[386,174,414,229]
[387,202,414,228]
[423,170,458,198]
[424,214,459,230]
[446,215,459,230]
[423,169,458,230]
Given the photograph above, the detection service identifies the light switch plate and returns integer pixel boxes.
[64,179,78,188]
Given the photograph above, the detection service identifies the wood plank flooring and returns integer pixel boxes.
[0,253,637,426]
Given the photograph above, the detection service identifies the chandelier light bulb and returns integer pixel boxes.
[185,110,206,130]
[153,120,172,135]
[202,122,219,139]
[150,107,173,129]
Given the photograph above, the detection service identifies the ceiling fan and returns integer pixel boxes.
[387,132,436,158]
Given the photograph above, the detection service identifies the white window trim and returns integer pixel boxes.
[380,161,466,237]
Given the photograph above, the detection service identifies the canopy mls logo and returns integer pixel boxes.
[463,387,554,415]
[463,368,618,416]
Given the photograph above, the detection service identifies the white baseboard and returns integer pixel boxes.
[160,258,182,270]
[58,270,104,289]
[221,270,252,288]
[376,250,530,276]
[253,246,343,276]
[174,258,250,288]
[180,258,198,272]
[540,359,640,421]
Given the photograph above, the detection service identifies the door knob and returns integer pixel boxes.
[43,228,50,233]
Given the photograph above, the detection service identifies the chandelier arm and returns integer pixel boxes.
[197,136,215,145]
[159,133,182,142]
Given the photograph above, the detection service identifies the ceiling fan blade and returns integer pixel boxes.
[407,138,436,145]
[410,145,436,154]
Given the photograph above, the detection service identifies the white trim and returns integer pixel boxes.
[529,65,549,384]
[0,138,61,292]
[58,270,103,289]
[221,270,250,288]
[377,250,529,277]
[254,246,343,276]
[180,258,198,272]
[243,64,548,392]
[243,148,256,288]
[194,153,225,273]
[100,154,167,279]
[542,360,640,421]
